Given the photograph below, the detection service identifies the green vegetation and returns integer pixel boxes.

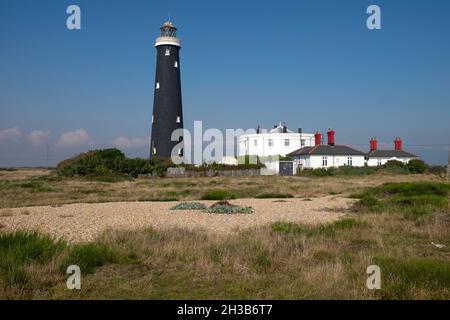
[374,256,450,299]
[201,189,236,200]
[297,160,436,177]
[2,203,448,299]
[406,159,428,174]
[56,148,173,178]
[62,243,120,274]
[353,182,450,219]
[206,203,253,214]
[0,231,66,286]
[256,192,294,199]
[170,202,208,210]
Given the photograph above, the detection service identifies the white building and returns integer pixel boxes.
[366,137,418,166]
[287,129,366,171]
[238,123,315,158]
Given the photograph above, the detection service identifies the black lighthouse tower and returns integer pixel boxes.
[150,21,183,159]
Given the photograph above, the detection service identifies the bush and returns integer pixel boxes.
[353,182,450,219]
[56,148,174,178]
[206,204,253,214]
[407,159,428,174]
[170,202,208,210]
[201,190,235,200]
[256,193,293,199]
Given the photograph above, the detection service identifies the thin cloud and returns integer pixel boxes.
[113,136,149,149]
[0,127,22,142]
[27,130,50,147]
[56,128,94,147]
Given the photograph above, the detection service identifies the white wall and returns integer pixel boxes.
[294,155,365,169]
[367,157,415,167]
[238,132,315,157]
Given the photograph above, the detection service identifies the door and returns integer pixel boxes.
[279,161,293,176]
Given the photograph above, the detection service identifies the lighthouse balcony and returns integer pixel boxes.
[155,36,181,47]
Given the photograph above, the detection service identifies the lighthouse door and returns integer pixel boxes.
[279,161,293,176]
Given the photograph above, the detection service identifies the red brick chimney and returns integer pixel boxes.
[314,131,322,146]
[395,137,403,151]
[370,137,378,151]
[327,128,335,146]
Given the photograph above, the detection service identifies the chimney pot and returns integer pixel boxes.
[327,128,335,146]
[314,130,322,146]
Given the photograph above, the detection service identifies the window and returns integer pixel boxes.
[156,82,160,89]
[322,157,328,167]
[152,115,154,123]
[176,116,181,123]
[152,147,156,155]
[254,140,257,147]
[377,159,382,166]
[268,139,273,147]
[178,148,183,156]
[301,139,306,147]
[347,157,353,166]
[165,48,170,56]
[174,61,178,68]
[284,139,290,146]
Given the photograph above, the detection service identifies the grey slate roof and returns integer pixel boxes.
[287,145,366,157]
[367,150,418,158]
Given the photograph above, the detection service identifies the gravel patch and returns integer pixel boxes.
[0,197,353,243]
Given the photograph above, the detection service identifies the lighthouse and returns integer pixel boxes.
[150,21,184,159]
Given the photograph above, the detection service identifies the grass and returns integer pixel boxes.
[61,243,120,274]
[0,231,66,287]
[352,182,450,219]
[1,169,449,299]
[1,203,449,299]
[256,192,294,199]
[201,189,236,200]
[0,168,445,209]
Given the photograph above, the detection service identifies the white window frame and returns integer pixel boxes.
[347,157,353,166]
[322,157,328,167]
[165,48,170,56]
[156,82,160,89]
[284,139,290,147]
[268,139,273,147]
[176,116,181,123]
[174,61,178,68]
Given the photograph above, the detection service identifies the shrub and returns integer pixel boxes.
[353,182,450,219]
[206,203,253,214]
[201,190,235,200]
[256,193,293,199]
[170,202,208,210]
[56,148,174,178]
[407,159,428,174]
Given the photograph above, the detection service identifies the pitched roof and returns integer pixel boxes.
[367,150,418,158]
[287,145,366,157]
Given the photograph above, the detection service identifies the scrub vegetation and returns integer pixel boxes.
[0,168,449,299]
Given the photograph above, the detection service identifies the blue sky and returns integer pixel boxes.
[1,0,449,166]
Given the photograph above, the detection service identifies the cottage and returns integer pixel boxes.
[287,129,366,171]
[366,137,418,166]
